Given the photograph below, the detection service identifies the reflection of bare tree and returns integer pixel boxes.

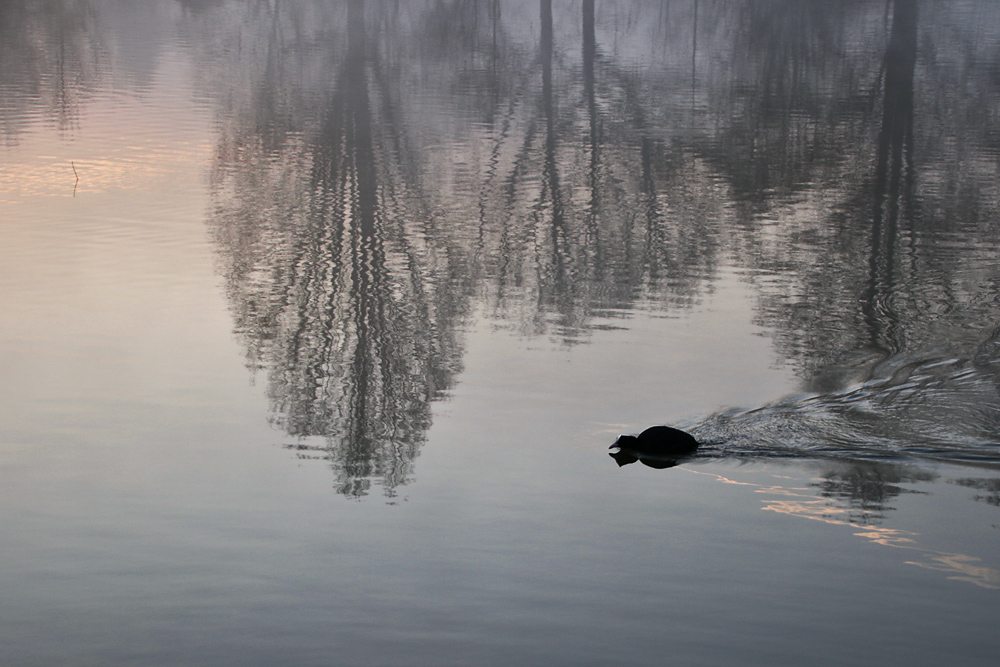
[695,1,880,206]
[814,463,933,525]
[194,1,1000,496]
[208,1,468,498]
[952,478,1000,507]
[0,0,104,138]
[710,0,1000,388]
[462,1,724,342]
[861,0,917,356]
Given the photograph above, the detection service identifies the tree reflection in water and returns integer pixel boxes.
[0,0,104,137]
[814,462,934,526]
[208,1,470,497]
[952,478,1000,507]
[197,0,1000,498]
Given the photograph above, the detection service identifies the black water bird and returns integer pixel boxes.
[609,426,699,469]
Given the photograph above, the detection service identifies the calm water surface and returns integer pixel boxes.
[2,1,999,665]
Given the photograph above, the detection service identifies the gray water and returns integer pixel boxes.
[2,1,999,665]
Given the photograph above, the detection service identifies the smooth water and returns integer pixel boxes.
[2,1,999,665]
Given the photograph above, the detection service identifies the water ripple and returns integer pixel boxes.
[690,341,1000,467]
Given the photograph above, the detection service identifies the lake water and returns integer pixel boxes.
[2,1,999,665]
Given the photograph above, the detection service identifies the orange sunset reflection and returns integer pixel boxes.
[682,466,1000,589]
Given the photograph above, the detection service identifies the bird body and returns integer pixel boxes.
[609,425,699,468]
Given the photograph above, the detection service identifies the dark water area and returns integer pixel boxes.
[2,1,1000,665]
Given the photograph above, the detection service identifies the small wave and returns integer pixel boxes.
[687,342,1000,468]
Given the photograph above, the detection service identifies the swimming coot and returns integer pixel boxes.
[609,425,699,468]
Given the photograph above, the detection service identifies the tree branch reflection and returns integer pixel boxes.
[208,1,468,498]
[194,0,1000,496]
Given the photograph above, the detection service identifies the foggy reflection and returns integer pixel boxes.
[0,0,104,138]
[207,1,469,497]
[734,0,1000,382]
[462,2,724,340]
[190,0,1000,493]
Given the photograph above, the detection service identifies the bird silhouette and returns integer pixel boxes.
[609,426,699,468]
